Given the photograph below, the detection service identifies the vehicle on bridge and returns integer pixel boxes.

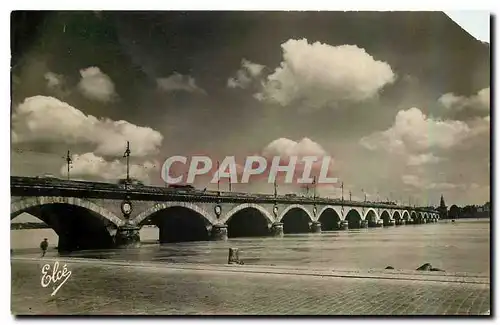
[118,178,144,186]
[167,184,197,192]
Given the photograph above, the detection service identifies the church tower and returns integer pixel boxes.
[438,195,448,219]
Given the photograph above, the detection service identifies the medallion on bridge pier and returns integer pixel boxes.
[121,199,133,218]
[214,205,222,218]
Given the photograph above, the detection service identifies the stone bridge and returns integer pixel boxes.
[11,176,440,252]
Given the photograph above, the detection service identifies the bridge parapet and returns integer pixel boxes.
[11,176,438,214]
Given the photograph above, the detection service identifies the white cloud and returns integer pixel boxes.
[402,174,459,191]
[77,67,118,102]
[255,39,396,108]
[227,59,266,89]
[407,153,442,166]
[360,107,472,153]
[61,152,158,183]
[12,96,163,157]
[44,72,64,90]
[402,174,422,188]
[262,137,327,158]
[438,87,490,118]
[259,137,336,184]
[156,72,206,94]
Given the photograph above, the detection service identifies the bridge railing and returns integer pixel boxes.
[11,176,438,213]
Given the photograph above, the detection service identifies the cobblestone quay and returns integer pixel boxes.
[11,258,490,315]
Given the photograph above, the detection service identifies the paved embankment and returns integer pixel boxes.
[11,257,490,315]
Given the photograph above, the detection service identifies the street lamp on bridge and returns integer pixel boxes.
[216,160,221,196]
[313,176,317,200]
[123,141,131,185]
[65,150,72,181]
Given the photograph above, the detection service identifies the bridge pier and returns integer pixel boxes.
[387,219,395,226]
[115,225,141,248]
[310,222,322,233]
[270,223,284,237]
[395,219,406,226]
[360,220,368,228]
[211,225,228,241]
[57,235,75,253]
[340,220,349,230]
[375,220,383,227]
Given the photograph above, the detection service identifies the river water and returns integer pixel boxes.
[11,219,490,274]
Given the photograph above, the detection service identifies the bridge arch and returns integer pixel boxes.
[132,201,216,227]
[278,204,313,223]
[279,204,314,234]
[221,203,274,225]
[11,196,123,252]
[345,208,363,228]
[11,196,124,227]
[402,210,410,220]
[133,201,215,243]
[379,210,392,226]
[363,208,379,221]
[317,206,342,231]
[392,210,401,220]
[222,203,274,238]
[410,211,417,221]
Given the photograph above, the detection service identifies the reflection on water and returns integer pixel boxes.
[11,219,490,273]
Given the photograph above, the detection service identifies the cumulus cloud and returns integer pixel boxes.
[259,137,336,185]
[44,72,64,90]
[438,87,490,119]
[255,39,396,108]
[44,71,71,98]
[61,152,158,183]
[402,174,459,191]
[360,107,474,154]
[262,137,327,158]
[12,96,163,157]
[77,67,118,102]
[227,59,266,89]
[407,153,443,166]
[156,72,206,94]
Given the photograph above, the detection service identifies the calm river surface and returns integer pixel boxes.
[11,219,490,274]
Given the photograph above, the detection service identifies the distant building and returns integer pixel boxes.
[438,195,448,219]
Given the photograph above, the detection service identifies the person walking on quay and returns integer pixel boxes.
[40,238,48,257]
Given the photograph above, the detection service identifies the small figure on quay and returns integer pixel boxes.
[40,238,48,257]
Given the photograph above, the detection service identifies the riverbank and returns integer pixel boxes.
[11,257,490,315]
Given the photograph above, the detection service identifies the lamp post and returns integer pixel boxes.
[116,140,140,248]
[65,150,72,180]
[313,176,317,200]
[123,141,131,184]
[216,160,220,196]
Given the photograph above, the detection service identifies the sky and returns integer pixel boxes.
[445,11,490,43]
[10,11,490,209]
